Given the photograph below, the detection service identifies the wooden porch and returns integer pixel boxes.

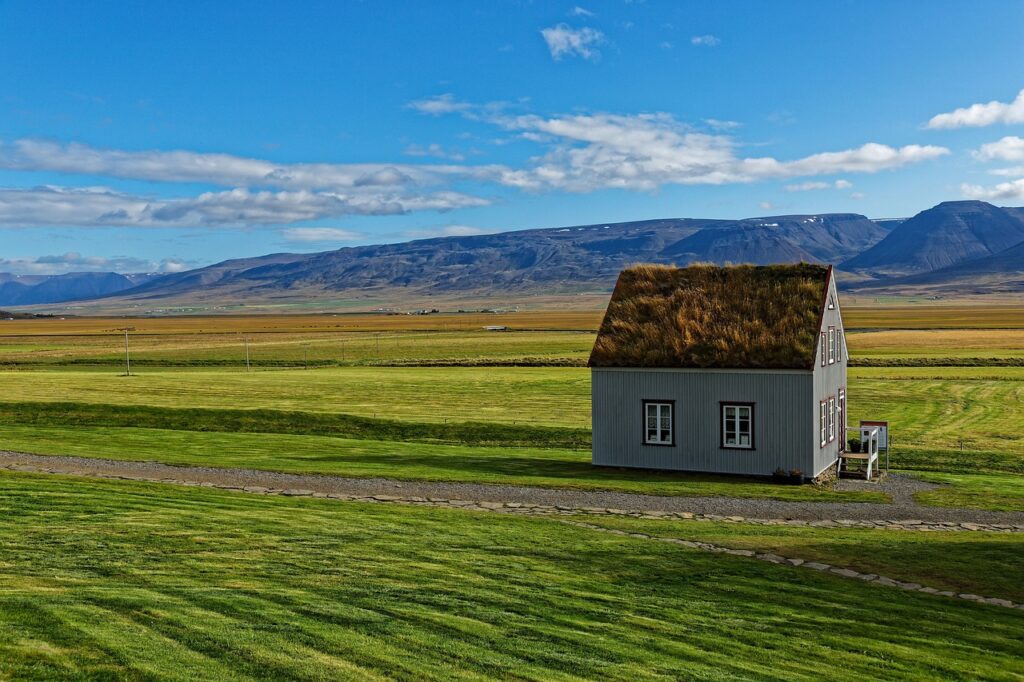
[838,425,885,480]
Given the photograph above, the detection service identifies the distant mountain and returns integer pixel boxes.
[92,213,888,306]
[0,272,158,306]
[874,238,1024,294]
[842,201,1024,275]
[10,201,1024,311]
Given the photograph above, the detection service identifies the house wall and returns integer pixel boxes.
[591,368,814,476]
[811,273,849,477]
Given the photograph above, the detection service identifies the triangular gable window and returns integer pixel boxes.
[827,294,835,310]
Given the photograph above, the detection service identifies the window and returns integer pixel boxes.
[828,397,836,442]
[828,327,836,364]
[721,403,754,449]
[820,331,827,367]
[643,401,673,445]
[828,294,835,310]
[819,400,827,447]
[838,389,846,449]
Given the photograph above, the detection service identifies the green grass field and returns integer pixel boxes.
[0,471,1020,680]
[0,363,1021,508]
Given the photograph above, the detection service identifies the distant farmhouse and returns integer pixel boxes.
[589,263,847,480]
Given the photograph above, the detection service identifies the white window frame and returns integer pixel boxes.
[721,403,754,450]
[820,331,827,367]
[838,329,844,362]
[828,397,836,443]
[838,388,846,448]
[828,294,835,310]
[819,400,827,447]
[828,327,836,364]
[643,401,673,446]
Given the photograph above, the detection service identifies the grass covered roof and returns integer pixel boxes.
[589,263,831,370]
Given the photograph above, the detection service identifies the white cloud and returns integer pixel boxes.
[0,252,193,275]
[281,227,364,243]
[758,201,774,210]
[540,24,604,61]
[961,178,1024,201]
[691,35,720,46]
[989,166,1024,177]
[159,259,190,273]
[784,179,853,192]
[0,139,492,192]
[403,143,465,161]
[974,136,1024,162]
[406,94,472,116]
[485,112,948,192]
[568,6,593,17]
[926,89,1024,129]
[0,185,489,228]
[850,192,866,200]
[705,118,740,130]
[403,225,488,239]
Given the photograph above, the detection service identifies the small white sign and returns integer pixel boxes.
[860,420,889,450]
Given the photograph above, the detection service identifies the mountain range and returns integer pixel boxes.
[4,200,1023,310]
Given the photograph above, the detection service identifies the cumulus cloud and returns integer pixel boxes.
[0,185,489,228]
[784,179,853,192]
[540,24,604,61]
[691,35,721,46]
[403,143,465,161]
[0,252,192,275]
[281,227,364,243]
[403,225,488,239]
[406,94,473,116]
[961,178,1024,201]
[927,89,1024,129]
[483,112,949,192]
[974,136,1024,162]
[0,139,485,192]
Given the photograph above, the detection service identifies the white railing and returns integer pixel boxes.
[843,426,880,479]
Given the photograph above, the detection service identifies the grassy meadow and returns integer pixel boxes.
[0,306,1023,508]
[0,471,1020,680]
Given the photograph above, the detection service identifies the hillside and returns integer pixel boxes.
[80,213,888,307]
[842,201,1024,275]
[0,272,157,307]
[10,201,1024,311]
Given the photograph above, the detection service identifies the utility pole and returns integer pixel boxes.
[244,337,251,372]
[118,327,135,376]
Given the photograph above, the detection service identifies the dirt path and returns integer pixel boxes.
[2,450,1023,529]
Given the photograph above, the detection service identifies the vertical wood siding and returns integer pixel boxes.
[592,368,813,476]
[811,274,848,476]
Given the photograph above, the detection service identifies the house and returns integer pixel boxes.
[589,263,847,479]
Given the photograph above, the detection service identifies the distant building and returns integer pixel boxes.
[589,263,847,479]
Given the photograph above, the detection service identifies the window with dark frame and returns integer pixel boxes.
[819,400,827,447]
[828,396,836,442]
[721,403,754,449]
[643,401,673,445]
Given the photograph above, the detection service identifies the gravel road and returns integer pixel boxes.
[3,450,1023,525]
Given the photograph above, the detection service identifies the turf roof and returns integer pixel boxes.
[589,263,832,370]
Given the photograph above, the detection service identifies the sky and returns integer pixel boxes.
[2,0,1024,276]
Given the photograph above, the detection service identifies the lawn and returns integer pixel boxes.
[0,471,1020,680]
[0,424,886,503]
[583,515,1024,601]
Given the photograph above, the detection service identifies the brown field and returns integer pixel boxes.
[842,305,1024,329]
[0,310,604,336]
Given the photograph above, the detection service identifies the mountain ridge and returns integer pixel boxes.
[7,201,1024,310]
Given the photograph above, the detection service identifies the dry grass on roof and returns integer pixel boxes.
[589,263,830,370]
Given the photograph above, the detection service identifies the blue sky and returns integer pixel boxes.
[2,0,1024,275]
